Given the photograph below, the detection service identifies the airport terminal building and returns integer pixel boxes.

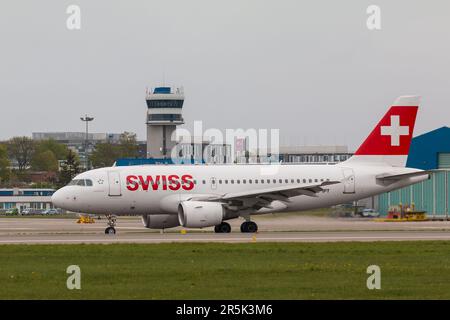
[0,188,55,213]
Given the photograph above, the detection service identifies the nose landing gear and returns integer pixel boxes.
[104,214,117,235]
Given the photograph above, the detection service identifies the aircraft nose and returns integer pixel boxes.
[51,188,65,208]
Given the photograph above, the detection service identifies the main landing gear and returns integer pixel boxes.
[104,214,117,235]
[240,221,258,233]
[214,221,259,233]
[214,222,231,233]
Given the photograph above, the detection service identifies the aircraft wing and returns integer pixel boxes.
[189,180,340,211]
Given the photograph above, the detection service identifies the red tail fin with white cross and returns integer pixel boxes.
[345,96,420,167]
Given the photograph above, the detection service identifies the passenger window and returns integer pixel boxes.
[237,180,240,184]
[225,180,228,184]
[255,180,258,184]
[297,179,300,183]
[202,180,206,184]
[273,179,276,184]
[260,180,264,184]
[219,180,222,184]
[249,179,252,184]
[291,179,294,183]
[279,179,282,183]
[285,179,288,183]
[231,180,234,184]
[194,180,197,185]
[309,179,312,183]
[303,179,306,183]
[315,179,318,183]
[267,179,270,184]
[243,179,246,184]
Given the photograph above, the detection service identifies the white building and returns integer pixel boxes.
[0,188,55,213]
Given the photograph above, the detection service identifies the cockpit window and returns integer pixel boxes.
[68,179,79,186]
[68,179,93,187]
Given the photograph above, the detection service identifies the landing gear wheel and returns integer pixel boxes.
[105,214,117,235]
[240,221,258,233]
[214,222,231,233]
[105,226,116,234]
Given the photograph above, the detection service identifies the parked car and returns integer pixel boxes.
[20,208,41,215]
[42,208,61,215]
[20,208,33,215]
[361,208,379,217]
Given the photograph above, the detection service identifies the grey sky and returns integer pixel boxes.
[1,1,449,151]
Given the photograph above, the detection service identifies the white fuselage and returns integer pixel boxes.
[52,163,427,218]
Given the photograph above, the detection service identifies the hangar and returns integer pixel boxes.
[377,127,450,217]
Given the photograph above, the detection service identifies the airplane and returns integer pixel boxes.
[52,96,430,234]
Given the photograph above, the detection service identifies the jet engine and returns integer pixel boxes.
[141,214,180,229]
[178,201,225,228]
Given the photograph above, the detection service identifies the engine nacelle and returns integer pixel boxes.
[178,201,224,228]
[141,214,179,229]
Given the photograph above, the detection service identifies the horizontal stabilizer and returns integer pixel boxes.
[376,170,431,181]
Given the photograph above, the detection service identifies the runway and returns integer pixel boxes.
[1,215,450,244]
[1,230,450,244]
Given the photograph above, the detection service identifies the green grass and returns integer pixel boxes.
[1,242,450,299]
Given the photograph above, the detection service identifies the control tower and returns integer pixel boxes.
[146,86,185,158]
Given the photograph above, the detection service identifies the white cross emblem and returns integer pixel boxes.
[380,115,409,146]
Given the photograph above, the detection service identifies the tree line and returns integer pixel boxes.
[0,132,140,188]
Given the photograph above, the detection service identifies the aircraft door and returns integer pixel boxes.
[108,171,122,196]
[342,168,355,194]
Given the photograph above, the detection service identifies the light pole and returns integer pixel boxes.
[80,115,94,170]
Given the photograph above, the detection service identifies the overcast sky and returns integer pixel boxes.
[1,1,449,151]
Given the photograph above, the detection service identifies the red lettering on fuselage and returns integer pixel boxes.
[168,174,180,191]
[126,175,139,191]
[126,174,195,191]
[181,174,194,191]
[138,175,160,191]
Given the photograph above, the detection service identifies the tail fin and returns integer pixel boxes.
[345,96,420,167]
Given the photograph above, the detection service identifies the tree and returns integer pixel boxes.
[31,150,58,172]
[0,144,11,184]
[31,139,69,172]
[35,139,69,160]
[90,143,121,168]
[59,150,81,186]
[90,131,139,168]
[119,131,139,158]
[7,137,35,170]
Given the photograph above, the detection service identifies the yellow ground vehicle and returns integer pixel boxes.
[76,215,95,224]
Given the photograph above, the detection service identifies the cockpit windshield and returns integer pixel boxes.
[68,179,93,187]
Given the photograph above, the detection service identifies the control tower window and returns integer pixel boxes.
[146,100,184,108]
[148,114,183,122]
